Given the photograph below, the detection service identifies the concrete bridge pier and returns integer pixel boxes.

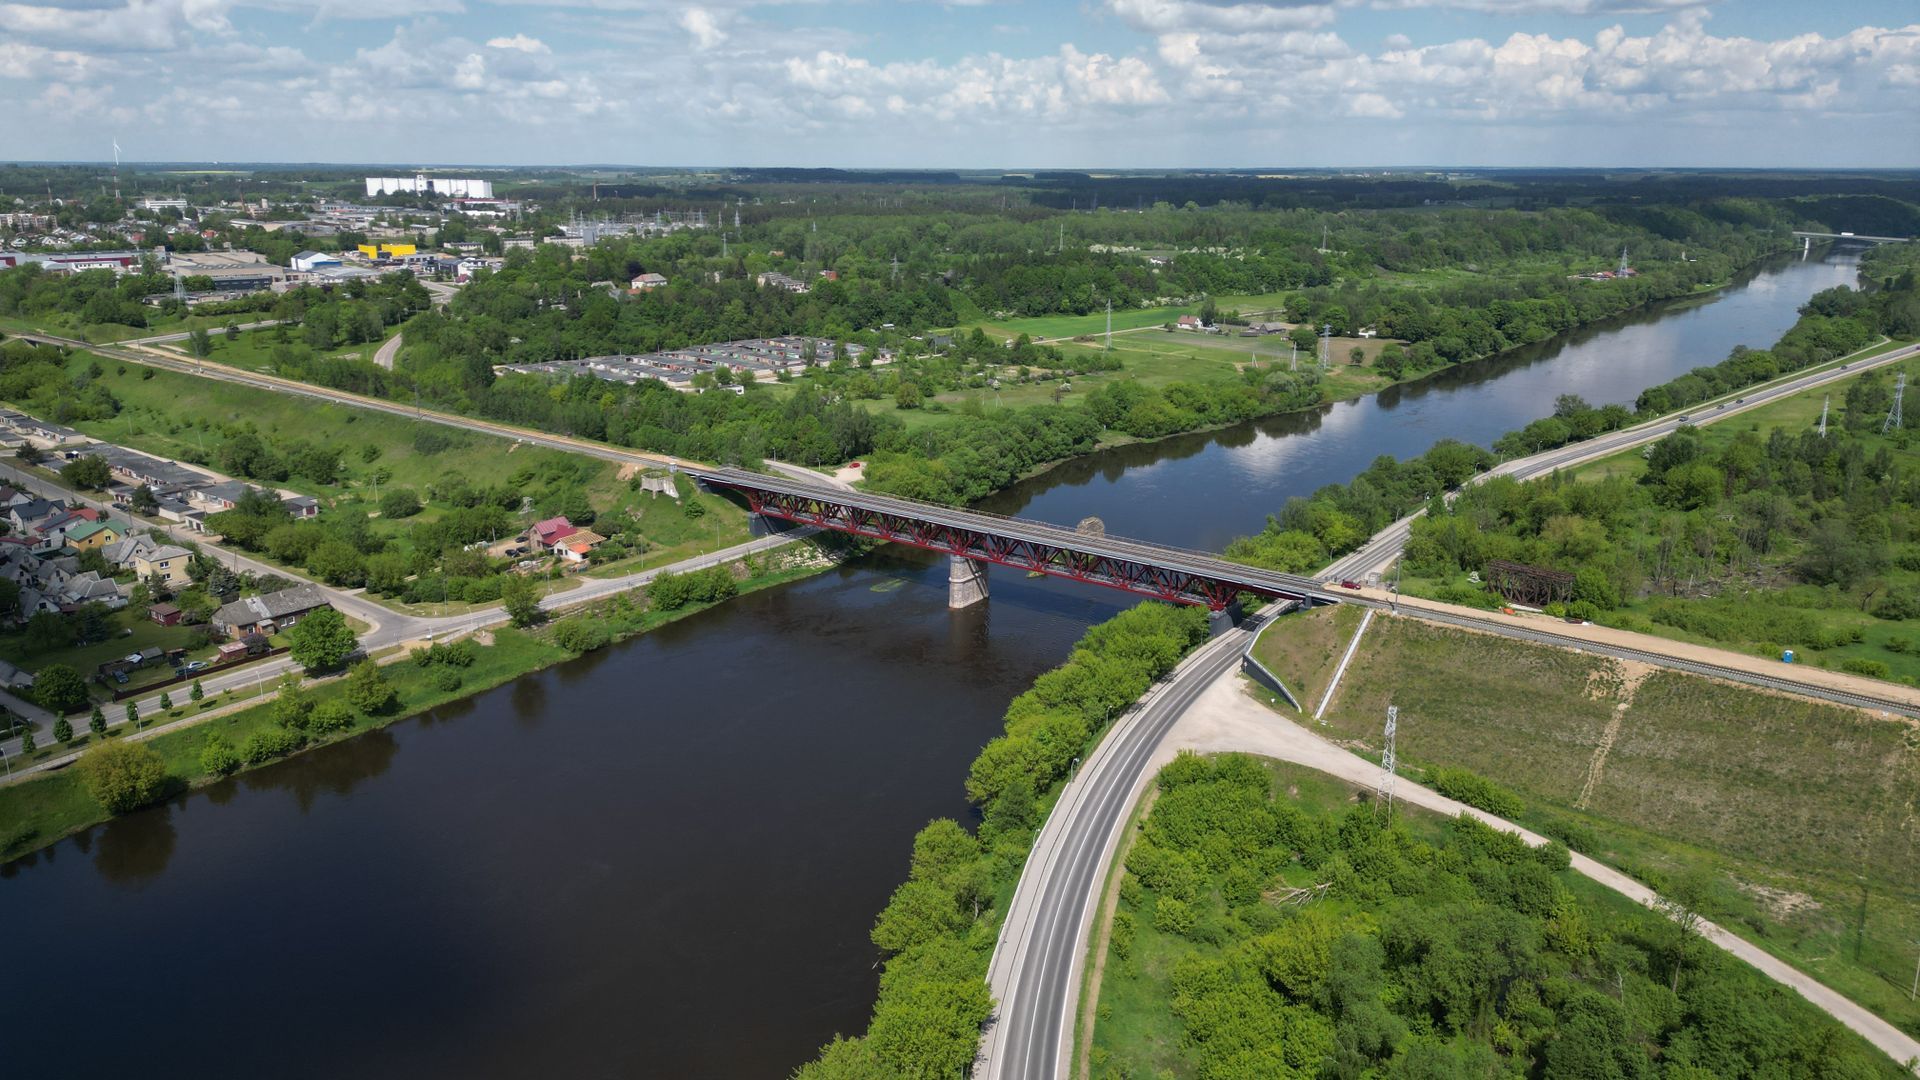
[948,555,990,609]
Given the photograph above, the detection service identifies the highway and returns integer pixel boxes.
[981,336,1920,1080]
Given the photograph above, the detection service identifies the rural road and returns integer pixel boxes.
[372,332,403,370]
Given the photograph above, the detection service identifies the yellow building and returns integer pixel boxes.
[356,243,418,260]
[66,520,122,551]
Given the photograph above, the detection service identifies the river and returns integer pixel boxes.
[0,249,1861,1077]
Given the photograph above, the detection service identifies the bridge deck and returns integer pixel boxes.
[693,466,1348,607]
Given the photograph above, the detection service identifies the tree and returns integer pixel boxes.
[223,320,240,341]
[76,740,168,813]
[52,716,71,743]
[379,488,422,519]
[158,691,174,712]
[189,679,204,703]
[344,660,397,714]
[287,606,357,672]
[501,574,542,627]
[1349,346,1366,365]
[131,484,160,513]
[60,453,112,489]
[1655,868,1714,993]
[32,663,88,714]
[124,700,139,728]
[895,381,923,409]
[89,705,106,735]
[19,728,33,752]
[0,577,19,621]
[187,326,212,358]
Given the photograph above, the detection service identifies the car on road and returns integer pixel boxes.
[1676,415,1691,422]
[1339,580,1362,590]
[1736,398,1745,404]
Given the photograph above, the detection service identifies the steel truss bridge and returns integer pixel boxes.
[693,467,1347,610]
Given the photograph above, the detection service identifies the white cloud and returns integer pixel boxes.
[486,33,550,52]
[679,6,725,49]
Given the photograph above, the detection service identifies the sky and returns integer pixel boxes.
[1,0,1917,168]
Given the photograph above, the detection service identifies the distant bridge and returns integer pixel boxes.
[1791,230,1912,244]
[692,466,1345,611]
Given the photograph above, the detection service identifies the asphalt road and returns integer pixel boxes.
[980,337,1920,1080]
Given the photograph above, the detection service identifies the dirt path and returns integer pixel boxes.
[1139,672,1920,1073]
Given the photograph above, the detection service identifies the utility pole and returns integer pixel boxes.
[1884,371,1905,434]
[1377,705,1398,820]
[1105,298,1112,354]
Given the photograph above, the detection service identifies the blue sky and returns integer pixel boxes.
[1,0,1916,167]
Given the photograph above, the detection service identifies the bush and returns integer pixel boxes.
[1427,764,1524,818]
[648,566,737,612]
[200,733,242,776]
[1839,657,1890,679]
[76,741,169,814]
[1152,896,1197,935]
[32,663,89,714]
[552,616,612,653]
[431,667,464,693]
[241,727,304,764]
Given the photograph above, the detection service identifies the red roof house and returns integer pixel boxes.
[531,516,577,550]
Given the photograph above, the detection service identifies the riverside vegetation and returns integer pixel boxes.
[1089,754,1908,1079]
[793,602,1212,1078]
[0,543,829,863]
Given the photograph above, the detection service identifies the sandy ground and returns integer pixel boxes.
[1143,672,1920,1072]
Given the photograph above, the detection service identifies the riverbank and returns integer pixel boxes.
[0,542,837,864]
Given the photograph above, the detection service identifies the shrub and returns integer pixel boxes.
[1152,897,1196,935]
[241,727,304,764]
[76,741,169,814]
[310,699,356,733]
[1839,657,1890,679]
[200,733,242,776]
[1427,765,1524,819]
[552,617,612,653]
[431,667,464,693]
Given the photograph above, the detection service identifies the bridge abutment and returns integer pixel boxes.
[948,556,990,609]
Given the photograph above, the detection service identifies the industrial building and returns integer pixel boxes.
[366,175,495,199]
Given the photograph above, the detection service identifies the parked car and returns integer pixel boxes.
[1339,580,1362,590]
[182,660,210,674]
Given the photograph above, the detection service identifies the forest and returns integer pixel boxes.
[1091,754,1905,1079]
[1224,246,1920,594]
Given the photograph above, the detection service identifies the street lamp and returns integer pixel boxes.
[0,743,9,778]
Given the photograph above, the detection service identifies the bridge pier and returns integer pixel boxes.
[948,555,990,609]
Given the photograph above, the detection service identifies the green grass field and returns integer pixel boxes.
[1256,611,1920,1038]
[185,324,399,372]
[1248,602,1364,713]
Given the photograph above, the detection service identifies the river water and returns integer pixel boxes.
[1,250,1860,1077]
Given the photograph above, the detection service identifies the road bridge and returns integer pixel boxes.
[691,466,1348,611]
[1791,230,1912,244]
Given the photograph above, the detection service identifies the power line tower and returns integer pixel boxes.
[1885,371,1905,434]
[1818,395,1829,437]
[1617,246,1630,276]
[1318,324,1332,371]
[1376,705,1398,820]
[111,138,122,204]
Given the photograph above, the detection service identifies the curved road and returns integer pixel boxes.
[981,337,1920,1080]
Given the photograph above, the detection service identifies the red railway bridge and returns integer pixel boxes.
[693,467,1344,611]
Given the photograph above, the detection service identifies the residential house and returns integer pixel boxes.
[630,272,668,291]
[149,602,183,627]
[557,529,607,564]
[1175,314,1205,331]
[283,495,321,519]
[9,498,68,535]
[32,507,101,552]
[104,534,194,589]
[57,571,124,610]
[530,515,577,551]
[0,486,29,509]
[65,519,122,552]
[96,446,205,492]
[756,271,809,293]
[212,583,334,640]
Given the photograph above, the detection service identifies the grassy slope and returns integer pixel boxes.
[1269,611,1920,1039]
[188,324,401,372]
[1248,602,1364,716]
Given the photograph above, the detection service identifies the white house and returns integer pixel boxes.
[290,251,343,272]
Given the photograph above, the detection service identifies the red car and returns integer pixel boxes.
[1339,580,1362,590]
